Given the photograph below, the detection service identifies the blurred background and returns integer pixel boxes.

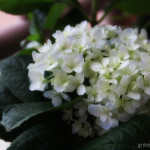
[0,0,150,148]
[0,0,150,60]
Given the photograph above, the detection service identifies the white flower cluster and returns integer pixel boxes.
[28,21,150,137]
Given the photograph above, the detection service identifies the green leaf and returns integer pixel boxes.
[7,120,81,150]
[44,2,66,30]
[0,0,54,14]
[1,102,52,132]
[54,8,86,31]
[115,0,150,15]
[0,77,19,114]
[0,54,44,102]
[77,115,150,150]
[26,34,42,42]
[1,97,81,131]
[19,48,38,55]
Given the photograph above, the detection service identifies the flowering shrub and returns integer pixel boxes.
[28,21,150,137]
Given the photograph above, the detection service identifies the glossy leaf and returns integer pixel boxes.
[7,120,81,150]
[1,102,52,131]
[0,78,19,116]
[77,115,150,150]
[44,2,66,30]
[19,48,38,55]
[0,0,54,14]
[1,97,81,131]
[0,54,44,102]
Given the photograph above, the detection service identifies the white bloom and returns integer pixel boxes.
[28,71,46,91]
[44,90,70,107]
[38,40,52,53]
[62,52,84,73]
[91,57,109,73]
[28,21,150,137]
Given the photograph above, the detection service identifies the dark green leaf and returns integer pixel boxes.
[54,8,86,31]
[1,102,51,132]
[0,54,44,102]
[115,0,150,15]
[77,115,150,150]
[0,0,54,14]
[19,48,38,55]
[1,97,81,131]
[26,34,42,42]
[7,120,81,150]
[44,2,66,30]
[0,78,19,115]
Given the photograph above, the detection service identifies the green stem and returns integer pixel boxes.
[91,0,99,26]
[68,1,90,22]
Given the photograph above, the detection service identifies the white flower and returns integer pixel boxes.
[88,103,118,130]
[51,70,76,92]
[91,57,109,73]
[62,52,84,73]
[96,116,118,130]
[43,90,70,107]
[89,26,106,49]
[38,40,52,53]
[28,71,46,91]
[120,28,138,42]
[28,21,150,137]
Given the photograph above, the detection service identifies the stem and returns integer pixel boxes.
[91,0,99,26]
[98,0,120,24]
[68,1,90,22]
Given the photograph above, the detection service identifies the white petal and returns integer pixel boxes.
[62,64,72,73]
[90,62,102,72]
[100,113,108,121]
[120,75,131,87]
[118,60,129,69]
[65,49,72,53]
[144,86,150,95]
[75,73,84,84]
[54,83,66,92]
[72,122,81,134]
[144,72,150,82]
[97,117,112,130]
[97,80,109,91]
[43,90,54,99]
[61,93,71,101]
[117,112,130,122]
[105,102,113,110]
[88,104,101,117]
[111,118,118,128]
[102,58,109,67]
[47,62,58,71]
[52,96,62,107]
[108,92,116,102]
[29,82,46,91]
[124,102,135,114]
[127,91,140,100]
[74,66,82,73]
[77,84,86,95]
[140,29,147,39]
[137,76,144,89]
